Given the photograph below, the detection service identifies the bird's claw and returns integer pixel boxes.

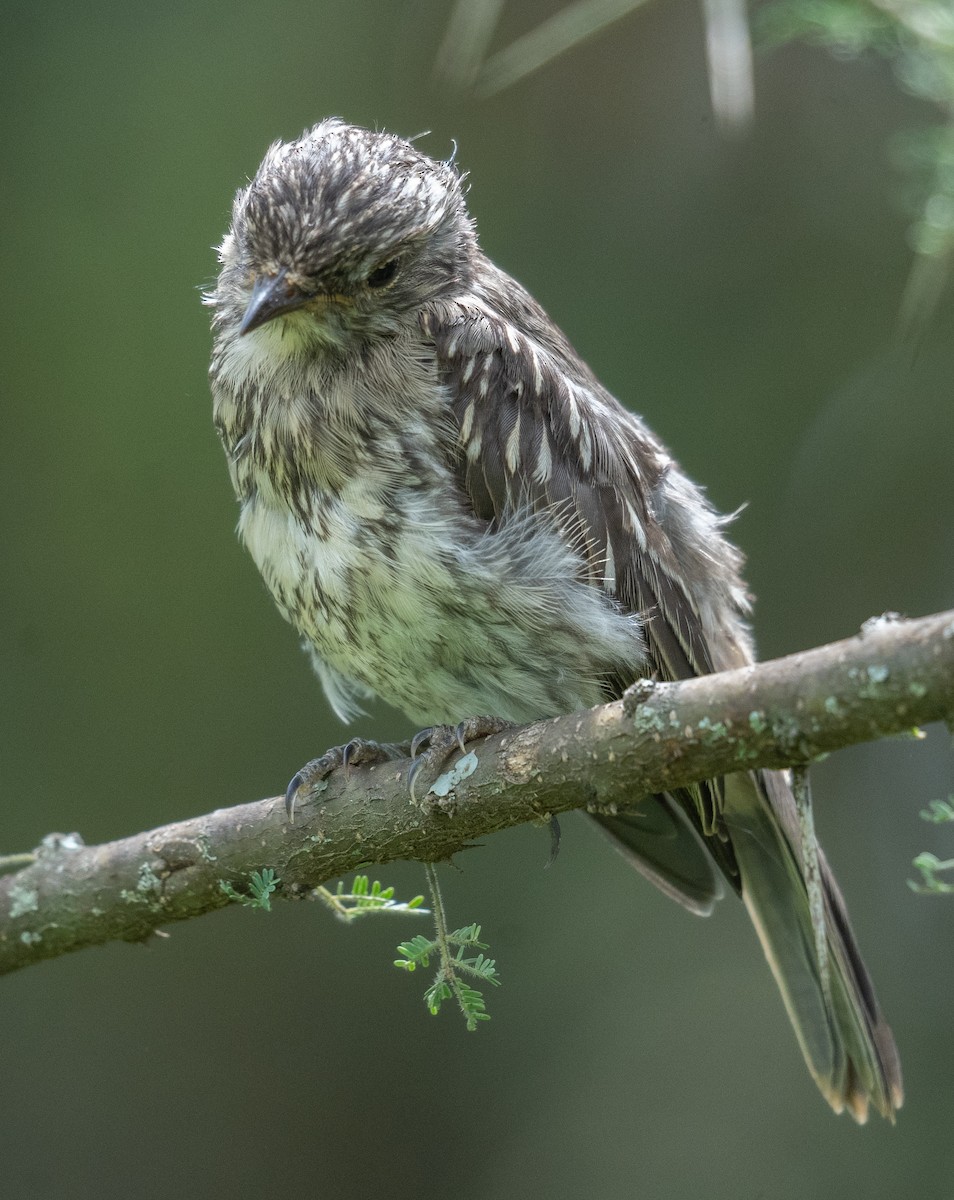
[284,716,513,819]
[284,737,406,821]
[407,715,514,805]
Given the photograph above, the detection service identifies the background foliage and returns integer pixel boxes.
[2,1,952,1196]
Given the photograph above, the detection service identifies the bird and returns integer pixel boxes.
[207,118,902,1121]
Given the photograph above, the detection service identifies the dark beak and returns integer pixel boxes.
[239,269,307,335]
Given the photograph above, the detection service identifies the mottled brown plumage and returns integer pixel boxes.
[208,119,901,1119]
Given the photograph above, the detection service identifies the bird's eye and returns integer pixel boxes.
[366,258,400,288]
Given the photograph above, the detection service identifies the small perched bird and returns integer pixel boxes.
[208,119,902,1120]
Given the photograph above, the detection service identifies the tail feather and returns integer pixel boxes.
[723,770,902,1122]
[591,794,724,917]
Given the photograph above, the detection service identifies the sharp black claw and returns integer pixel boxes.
[410,727,433,758]
[285,772,305,822]
[407,755,427,803]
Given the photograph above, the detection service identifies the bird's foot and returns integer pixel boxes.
[407,715,514,806]
[284,716,514,821]
[285,738,410,821]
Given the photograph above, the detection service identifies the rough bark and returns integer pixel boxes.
[2,609,952,977]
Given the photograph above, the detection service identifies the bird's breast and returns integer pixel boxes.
[237,465,647,726]
[213,332,646,723]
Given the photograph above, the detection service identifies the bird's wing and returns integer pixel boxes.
[421,292,750,885]
[422,295,753,684]
[421,295,903,1116]
[424,300,710,676]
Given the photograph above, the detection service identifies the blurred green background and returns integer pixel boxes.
[2,1,953,1196]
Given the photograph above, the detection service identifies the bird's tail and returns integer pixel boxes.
[722,769,903,1122]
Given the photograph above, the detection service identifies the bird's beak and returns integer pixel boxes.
[239,269,308,335]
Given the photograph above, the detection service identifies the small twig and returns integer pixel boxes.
[422,863,477,1025]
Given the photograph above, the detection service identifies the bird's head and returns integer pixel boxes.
[212,119,474,351]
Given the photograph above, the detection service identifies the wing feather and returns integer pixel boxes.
[422,290,752,874]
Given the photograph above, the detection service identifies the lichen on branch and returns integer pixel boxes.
[1,608,952,978]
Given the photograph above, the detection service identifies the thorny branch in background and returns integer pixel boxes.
[437,0,953,336]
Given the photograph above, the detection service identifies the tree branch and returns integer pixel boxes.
[2,609,952,977]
